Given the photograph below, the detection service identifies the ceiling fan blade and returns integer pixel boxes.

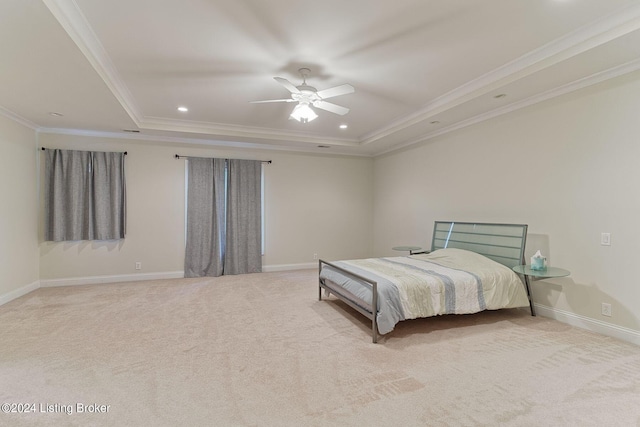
[313,100,350,115]
[316,84,355,100]
[250,99,295,104]
[274,77,301,94]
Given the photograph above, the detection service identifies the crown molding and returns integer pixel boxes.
[42,0,144,125]
[361,3,640,147]
[375,58,640,157]
[36,127,372,157]
[139,116,359,147]
[0,106,39,130]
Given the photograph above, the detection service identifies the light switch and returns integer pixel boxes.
[601,233,611,246]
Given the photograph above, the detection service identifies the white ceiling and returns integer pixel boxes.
[2,0,640,156]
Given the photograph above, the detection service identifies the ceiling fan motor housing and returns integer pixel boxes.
[293,85,320,103]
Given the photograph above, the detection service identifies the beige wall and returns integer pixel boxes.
[373,70,640,333]
[262,151,374,266]
[0,116,39,298]
[38,134,374,280]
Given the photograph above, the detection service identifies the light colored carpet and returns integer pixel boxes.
[1,269,639,426]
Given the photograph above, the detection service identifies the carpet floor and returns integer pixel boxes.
[1,269,639,426]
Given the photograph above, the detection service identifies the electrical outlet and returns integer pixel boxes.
[313,253,318,260]
[601,302,612,317]
[601,232,611,246]
[135,262,142,270]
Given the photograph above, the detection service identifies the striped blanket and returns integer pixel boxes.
[320,248,529,335]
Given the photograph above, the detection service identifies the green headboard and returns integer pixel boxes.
[431,221,528,269]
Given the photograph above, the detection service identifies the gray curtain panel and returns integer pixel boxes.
[184,157,262,277]
[184,157,226,278]
[91,151,127,239]
[44,149,126,241]
[224,159,262,275]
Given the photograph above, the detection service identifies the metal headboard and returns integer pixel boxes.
[431,221,528,269]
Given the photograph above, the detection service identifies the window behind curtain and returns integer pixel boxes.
[44,149,126,241]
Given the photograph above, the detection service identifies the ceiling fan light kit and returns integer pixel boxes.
[290,102,318,123]
[251,68,354,124]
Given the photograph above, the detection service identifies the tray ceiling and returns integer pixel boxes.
[2,0,640,156]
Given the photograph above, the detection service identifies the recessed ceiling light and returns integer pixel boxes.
[177,106,189,112]
[339,124,348,129]
[430,120,440,125]
[48,112,64,117]
[317,145,331,149]
[494,94,507,99]
[123,129,140,133]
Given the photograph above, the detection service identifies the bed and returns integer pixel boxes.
[318,221,534,343]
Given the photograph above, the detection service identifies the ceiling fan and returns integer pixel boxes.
[250,68,355,123]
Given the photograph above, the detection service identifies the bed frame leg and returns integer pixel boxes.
[372,320,378,343]
[372,281,378,343]
[318,260,323,301]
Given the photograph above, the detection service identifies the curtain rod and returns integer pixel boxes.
[175,154,271,164]
[41,147,128,155]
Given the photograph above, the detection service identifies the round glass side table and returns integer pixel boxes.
[512,264,570,317]
[512,265,570,279]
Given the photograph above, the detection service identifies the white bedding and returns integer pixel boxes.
[320,248,530,334]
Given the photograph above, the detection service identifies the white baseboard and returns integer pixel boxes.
[262,262,316,272]
[34,265,315,289]
[535,303,640,346]
[39,271,185,288]
[0,281,40,306]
